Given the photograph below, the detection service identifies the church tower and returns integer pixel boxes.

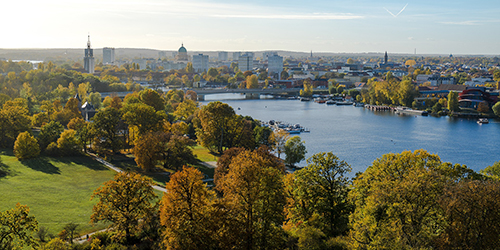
[84,35,95,74]
[384,51,388,65]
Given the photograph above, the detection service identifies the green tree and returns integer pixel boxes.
[173,99,197,121]
[284,136,307,167]
[88,92,102,110]
[254,126,273,148]
[447,91,460,112]
[0,204,39,249]
[14,132,40,159]
[91,108,122,153]
[285,152,352,238]
[139,89,165,111]
[160,166,216,249]
[122,103,166,135]
[348,150,464,249]
[91,172,157,245]
[57,130,82,156]
[185,62,194,73]
[492,102,500,117]
[38,121,64,151]
[196,101,236,154]
[480,161,500,180]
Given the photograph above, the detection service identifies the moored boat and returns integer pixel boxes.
[477,118,489,124]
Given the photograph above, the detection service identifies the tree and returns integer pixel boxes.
[492,102,500,117]
[57,130,82,156]
[63,222,78,244]
[447,91,460,112]
[285,152,352,238]
[254,126,273,148]
[284,136,307,167]
[160,166,216,249]
[91,172,157,244]
[480,161,500,180]
[0,204,39,249]
[0,102,31,148]
[478,101,490,113]
[173,99,197,121]
[88,92,102,110]
[185,62,194,73]
[348,150,462,249]
[91,108,122,153]
[246,75,259,89]
[38,121,64,151]
[218,149,287,249]
[14,132,40,159]
[346,58,355,64]
[196,101,236,154]
[139,89,165,111]
[270,129,289,159]
[122,103,166,135]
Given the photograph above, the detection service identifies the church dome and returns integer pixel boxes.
[178,44,187,53]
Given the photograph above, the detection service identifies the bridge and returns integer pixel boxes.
[99,88,303,101]
[194,88,303,100]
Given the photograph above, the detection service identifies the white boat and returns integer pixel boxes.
[477,118,489,124]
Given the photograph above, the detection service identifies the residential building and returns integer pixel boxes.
[238,53,254,71]
[102,47,115,65]
[192,54,209,73]
[218,51,228,61]
[83,35,95,74]
[232,52,241,61]
[268,54,283,79]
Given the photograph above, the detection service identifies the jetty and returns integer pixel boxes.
[364,105,392,111]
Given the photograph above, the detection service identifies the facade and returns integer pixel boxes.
[238,53,254,71]
[84,35,95,74]
[428,75,455,86]
[267,54,283,79]
[176,44,189,61]
[218,51,228,61]
[263,51,278,59]
[192,54,209,73]
[232,52,241,61]
[102,47,115,65]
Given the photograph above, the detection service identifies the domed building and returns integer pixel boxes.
[176,43,189,61]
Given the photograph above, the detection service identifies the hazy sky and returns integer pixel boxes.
[4,0,500,54]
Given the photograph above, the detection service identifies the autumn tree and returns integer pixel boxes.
[218,149,286,249]
[492,101,500,117]
[270,129,289,159]
[348,150,473,249]
[160,166,216,249]
[91,172,157,244]
[285,152,352,239]
[254,126,274,148]
[246,75,259,89]
[0,101,31,147]
[0,204,39,249]
[122,103,166,135]
[37,121,64,151]
[173,99,197,121]
[14,132,40,160]
[57,130,82,156]
[91,107,122,153]
[139,89,165,111]
[284,136,307,167]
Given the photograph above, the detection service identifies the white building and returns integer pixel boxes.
[218,51,228,61]
[192,54,209,73]
[232,52,241,61]
[238,53,254,72]
[102,47,115,65]
[267,54,283,79]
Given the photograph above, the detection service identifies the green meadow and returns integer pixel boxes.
[0,150,116,236]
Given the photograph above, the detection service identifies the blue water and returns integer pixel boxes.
[201,94,500,175]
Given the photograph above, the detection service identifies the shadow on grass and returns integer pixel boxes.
[50,155,108,171]
[21,157,61,175]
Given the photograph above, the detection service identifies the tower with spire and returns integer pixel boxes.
[384,51,388,65]
[84,35,95,74]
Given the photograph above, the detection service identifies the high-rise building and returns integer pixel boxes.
[268,54,283,79]
[263,51,278,59]
[218,51,228,61]
[103,47,115,65]
[232,52,241,61]
[238,53,254,72]
[192,54,209,73]
[84,35,95,74]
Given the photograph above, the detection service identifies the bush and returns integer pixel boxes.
[14,132,40,159]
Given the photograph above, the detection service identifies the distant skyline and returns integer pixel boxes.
[4,0,500,55]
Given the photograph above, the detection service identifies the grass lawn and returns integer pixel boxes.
[0,149,117,236]
[192,145,219,162]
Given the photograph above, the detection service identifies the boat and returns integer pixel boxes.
[300,97,311,102]
[353,102,365,107]
[325,100,336,105]
[336,101,353,105]
[395,107,428,116]
[477,118,489,124]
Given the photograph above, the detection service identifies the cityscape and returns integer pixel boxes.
[2,0,500,249]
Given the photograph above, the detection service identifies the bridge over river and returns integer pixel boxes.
[100,88,303,101]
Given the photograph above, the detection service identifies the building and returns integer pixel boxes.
[238,53,254,71]
[218,51,228,61]
[192,54,209,73]
[84,35,95,74]
[267,54,283,79]
[263,51,278,59]
[102,47,115,65]
[232,52,241,61]
[428,75,455,86]
[176,43,189,62]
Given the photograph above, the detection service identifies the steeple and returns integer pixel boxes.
[384,51,388,65]
[84,34,95,73]
[87,35,91,49]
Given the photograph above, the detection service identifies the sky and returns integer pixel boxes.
[3,0,500,54]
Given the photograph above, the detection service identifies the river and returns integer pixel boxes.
[201,94,500,175]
